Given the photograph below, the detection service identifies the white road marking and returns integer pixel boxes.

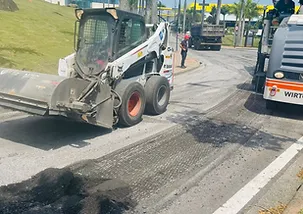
[213,137,303,214]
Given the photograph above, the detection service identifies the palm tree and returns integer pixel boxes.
[0,0,19,11]
[220,5,229,27]
[244,0,261,46]
[227,2,242,46]
[206,6,217,24]
[228,2,241,25]
[157,1,166,7]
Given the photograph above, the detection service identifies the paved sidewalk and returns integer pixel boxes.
[244,151,303,214]
[283,169,303,214]
[173,51,202,75]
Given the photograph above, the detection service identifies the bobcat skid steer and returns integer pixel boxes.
[0,8,174,128]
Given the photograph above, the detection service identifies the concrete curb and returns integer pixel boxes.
[222,45,258,50]
[174,61,204,76]
[173,52,204,76]
[283,183,303,214]
[244,151,303,214]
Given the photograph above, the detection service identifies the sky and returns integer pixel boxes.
[161,0,276,7]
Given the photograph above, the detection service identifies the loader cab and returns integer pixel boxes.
[74,8,147,77]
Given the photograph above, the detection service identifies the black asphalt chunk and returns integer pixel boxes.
[0,168,135,214]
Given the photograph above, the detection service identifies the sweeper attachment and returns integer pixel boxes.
[0,8,174,128]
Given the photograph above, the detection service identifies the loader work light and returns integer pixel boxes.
[274,71,284,79]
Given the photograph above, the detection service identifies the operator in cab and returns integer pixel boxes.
[275,0,295,14]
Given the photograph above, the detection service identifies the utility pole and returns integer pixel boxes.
[236,0,245,46]
[138,0,141,14]
[176,0,181,51]
[193,0,197,22]
[215,0,222,25]
[151,0,158,24]
[183,0,187,34]
[200,0,207,31]
[174,0,177,22]
[119,0,130,11]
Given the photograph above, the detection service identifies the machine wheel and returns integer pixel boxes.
[266,100,278,110]
[194,40,200,50]
[115,81,146,127]
[144,76,170,115]
[254,74,265,93]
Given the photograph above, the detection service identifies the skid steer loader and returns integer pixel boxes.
[0,8,174,128]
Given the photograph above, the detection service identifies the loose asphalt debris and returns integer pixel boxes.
[0,168,135,214]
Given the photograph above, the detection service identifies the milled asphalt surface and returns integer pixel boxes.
[1,46,303,213]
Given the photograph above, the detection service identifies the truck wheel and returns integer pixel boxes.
[194,40,200,50]
[213,45,221,51]
[115,81,146,127]
[144,76,170,115]
[211,45,221,51]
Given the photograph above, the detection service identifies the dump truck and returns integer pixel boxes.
[0,8,174,128]
[189,23,225,51]
[252,7,303,109]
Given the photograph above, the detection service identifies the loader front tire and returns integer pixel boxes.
[115,81,146,127]
[144,76,170,115]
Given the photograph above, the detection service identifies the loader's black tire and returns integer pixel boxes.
[144,76,170,115]
[115,81,146,127]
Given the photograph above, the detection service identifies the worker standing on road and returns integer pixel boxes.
[180,35,190,69]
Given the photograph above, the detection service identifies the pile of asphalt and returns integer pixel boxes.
[0,168,135,214]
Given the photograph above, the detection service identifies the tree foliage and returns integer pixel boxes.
[157,1,166,7]
[244,0,261,21]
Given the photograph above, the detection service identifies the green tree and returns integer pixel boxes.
[206,6,217,24]
[228,2,241,24]
[244,0,261,46]
[157,1,166,7]
[221,5,229,25]
[180,9,202,30]
[206,5,229,25]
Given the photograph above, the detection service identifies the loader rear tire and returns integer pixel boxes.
[144,76,170,115]
[115,81,146,127]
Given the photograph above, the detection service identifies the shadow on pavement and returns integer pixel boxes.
[0,167,136,214]
[244,65,255,76]
[236,82,255,92]
[0,116,111,151]
[243,92,303,121]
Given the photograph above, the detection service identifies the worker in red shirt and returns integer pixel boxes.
[179,35,190,69]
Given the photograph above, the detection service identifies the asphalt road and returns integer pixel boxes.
[1,47,303,214]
